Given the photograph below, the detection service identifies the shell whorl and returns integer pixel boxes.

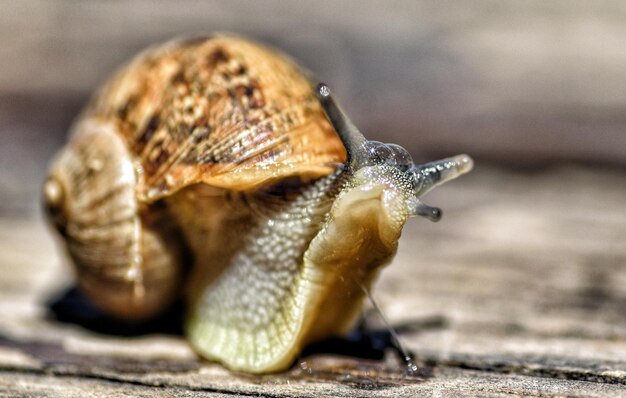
[45,120,185,319]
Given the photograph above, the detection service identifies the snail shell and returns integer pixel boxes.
[44,35,472,373]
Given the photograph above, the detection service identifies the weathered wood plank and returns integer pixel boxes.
[1,166,625,396]
[0,372,239,398]
[3,365,626,398]
[377,165,626,383]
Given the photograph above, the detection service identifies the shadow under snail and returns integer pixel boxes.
[43,35,473,373]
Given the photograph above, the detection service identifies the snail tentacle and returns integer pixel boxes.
[410,154,473,197]
[407,198,442,222]
[316,83,367,168]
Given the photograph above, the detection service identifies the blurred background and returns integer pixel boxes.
[0,0,625,213]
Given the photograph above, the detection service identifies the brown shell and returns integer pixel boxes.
[84,35,346,201]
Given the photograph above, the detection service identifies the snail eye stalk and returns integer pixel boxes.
[316,83,367,168]
[409,155,473,197]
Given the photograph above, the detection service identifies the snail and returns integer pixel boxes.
[43,35,472,373]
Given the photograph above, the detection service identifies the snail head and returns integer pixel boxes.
[316,83,473,222]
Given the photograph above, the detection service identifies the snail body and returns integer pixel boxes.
[44,35,472,373]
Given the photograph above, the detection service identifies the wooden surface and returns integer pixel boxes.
[1,165,626,397]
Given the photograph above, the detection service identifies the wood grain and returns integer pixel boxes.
[1,166,625,396]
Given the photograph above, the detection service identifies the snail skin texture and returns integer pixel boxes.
[44,35,473,373]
